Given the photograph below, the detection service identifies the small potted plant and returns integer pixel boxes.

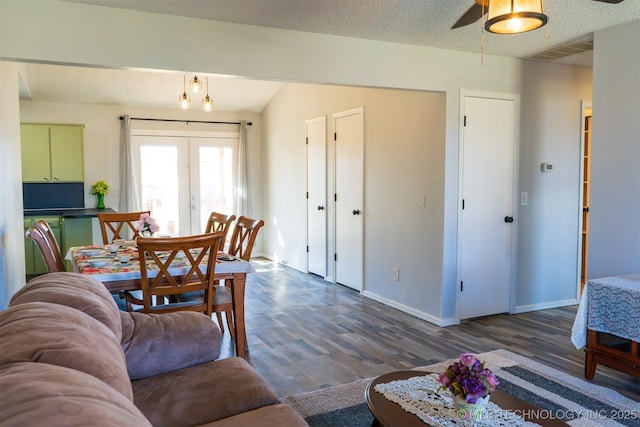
[437,352,499,421]
[91,180,109,209]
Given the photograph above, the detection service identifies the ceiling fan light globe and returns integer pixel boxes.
[485,0,547,34]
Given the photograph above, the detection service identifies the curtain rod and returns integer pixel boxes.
[119,116,252,126]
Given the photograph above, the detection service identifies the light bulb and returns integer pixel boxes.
[179,92,191,109]
[190,76,202,93]
[202,95,213,112]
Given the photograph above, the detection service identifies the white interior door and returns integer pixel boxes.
[459,95,517,319]
[334,108,364,291]
[306,116,327,277]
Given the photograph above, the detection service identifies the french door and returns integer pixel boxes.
[133,135,237,236]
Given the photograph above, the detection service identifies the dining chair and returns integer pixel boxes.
[204,211,236,253]
[217,216,265,346]
[25,220,66,273]
[97,211,150,244]
[120,232,225,315]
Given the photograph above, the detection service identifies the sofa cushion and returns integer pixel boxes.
[121,310,222,380]
[0,362,151,426]
[200,404,309,427]
[0,302,133,401]
[132,357,280,427]
[9,272,122,341]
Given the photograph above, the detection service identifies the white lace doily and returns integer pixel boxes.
[374,373,538,426]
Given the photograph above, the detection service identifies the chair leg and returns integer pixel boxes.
[215,312,225,333]
[225,311,235,340]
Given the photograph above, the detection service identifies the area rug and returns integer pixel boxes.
[281,349,639,427]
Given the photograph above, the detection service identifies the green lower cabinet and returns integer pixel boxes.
[62,217,93,270]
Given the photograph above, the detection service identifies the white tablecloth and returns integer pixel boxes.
[571,274,640,349]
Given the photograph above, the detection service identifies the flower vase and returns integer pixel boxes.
[452,394,490,421]
[96,193,105,209]
[141,230,153,238]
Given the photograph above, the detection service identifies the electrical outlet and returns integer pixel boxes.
[520,192,528,206]
[418,195,425,208]
[392,268,400,281]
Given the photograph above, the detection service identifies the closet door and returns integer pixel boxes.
[334,108,364,291]
[306,116,327,277]
[459,94,517,319]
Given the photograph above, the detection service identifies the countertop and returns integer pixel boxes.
[24,208,117,218]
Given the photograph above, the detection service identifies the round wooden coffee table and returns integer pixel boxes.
[366,371,569,427]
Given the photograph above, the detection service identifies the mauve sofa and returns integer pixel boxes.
[0,272,308,427]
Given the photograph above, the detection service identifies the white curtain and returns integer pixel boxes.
[118,115,141,213]
[235,120,249,217]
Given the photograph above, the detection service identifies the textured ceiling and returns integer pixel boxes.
[19,0,640,111]
[64,0,640,57]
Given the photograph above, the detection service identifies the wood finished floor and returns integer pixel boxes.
[218,258,639,401]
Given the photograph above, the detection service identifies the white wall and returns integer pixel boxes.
[516,61,593,311]
[0,62,25,309]
[589,19,640,277]
[262,83,446,320]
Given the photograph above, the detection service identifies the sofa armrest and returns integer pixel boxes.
[120,311,221,380]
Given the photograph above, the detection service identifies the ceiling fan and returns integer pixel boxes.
[451,0,625,30]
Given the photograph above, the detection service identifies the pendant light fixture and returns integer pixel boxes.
[178,75,191,109]
[190,75,203,93]
[485,0,547,34]
[201,77,214,112]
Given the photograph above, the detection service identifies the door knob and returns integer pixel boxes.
[504,216,514,223]
[317,205,325,211]
[352,209,360,215]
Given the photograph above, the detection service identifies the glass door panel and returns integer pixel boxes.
[135,136,190,236]
[190,138,236,235]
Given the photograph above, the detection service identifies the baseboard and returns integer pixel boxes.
[362,290,459,327]
[513,298,579,314]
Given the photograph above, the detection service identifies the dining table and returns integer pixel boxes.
[65,243,256,358]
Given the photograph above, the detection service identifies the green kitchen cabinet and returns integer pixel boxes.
[21,123,84,182]
[62,217,93,270]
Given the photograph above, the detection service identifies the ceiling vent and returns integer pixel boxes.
[523,34,594,62]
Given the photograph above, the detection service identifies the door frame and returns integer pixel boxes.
[332,107,365,292]
[455,90,521,321]
[576,100,592,296]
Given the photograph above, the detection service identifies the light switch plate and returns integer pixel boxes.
[521,192,528,206]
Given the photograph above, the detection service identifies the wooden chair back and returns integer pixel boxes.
[25,220,65,272]
[227,216,265,261]
[204,212,236,252]
[97,211,150,244]
[135,232,224,315]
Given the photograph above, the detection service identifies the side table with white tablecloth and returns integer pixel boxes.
[571,274,640,379]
